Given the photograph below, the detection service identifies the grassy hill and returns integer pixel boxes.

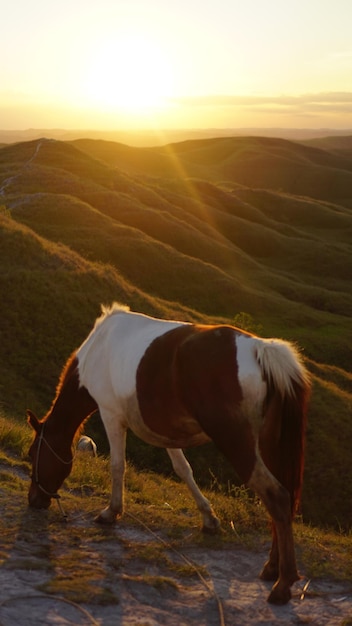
[72,135,352,205]
[0,135,352,529]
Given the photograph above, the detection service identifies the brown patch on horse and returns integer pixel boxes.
[137,324,257,481]
[42,354,98,441]
[176,326,256,484]
[136,324,205,441]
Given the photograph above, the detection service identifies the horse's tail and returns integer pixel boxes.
[255,338,310,517]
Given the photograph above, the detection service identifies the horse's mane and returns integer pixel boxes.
[95,302,130,327]
[44,352,81,433]
[101,302,130,316]
[47,351,97,443]
[54,351,78,400]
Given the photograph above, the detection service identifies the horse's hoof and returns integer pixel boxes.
[94,511,117,525]
[267,584,291,605]
[202,517,221,535]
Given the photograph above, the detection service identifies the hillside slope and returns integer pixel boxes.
[2,137,351,366]
[72,135,352,205]
[0,136,352,528]
[0,214,202,416]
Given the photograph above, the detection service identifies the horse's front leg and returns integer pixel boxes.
[95,417,127,524]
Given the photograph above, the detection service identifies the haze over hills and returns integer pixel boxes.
[0,134,352,527]
[1,126,352,147]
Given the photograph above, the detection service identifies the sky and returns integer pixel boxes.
[2,0,352,131]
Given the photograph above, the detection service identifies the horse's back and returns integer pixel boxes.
[77,309,187,408]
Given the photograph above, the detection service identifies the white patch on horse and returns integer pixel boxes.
[77,307,188,412]
[235,334,267,430]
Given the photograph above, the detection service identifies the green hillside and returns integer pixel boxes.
[72,135,352,205]
[0,135,352,529]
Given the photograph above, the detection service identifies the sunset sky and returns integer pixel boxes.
[2,0,352,131]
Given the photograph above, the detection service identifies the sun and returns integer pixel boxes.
[82,35,174,114]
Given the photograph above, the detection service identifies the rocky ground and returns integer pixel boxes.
[1,509,351,626]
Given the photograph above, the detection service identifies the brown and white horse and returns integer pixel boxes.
[27,303,310,604]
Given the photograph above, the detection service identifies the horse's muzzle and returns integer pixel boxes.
[28,482,51,509]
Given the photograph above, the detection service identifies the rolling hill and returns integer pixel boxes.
[0,134,351,528]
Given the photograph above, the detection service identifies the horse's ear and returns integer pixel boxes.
[26,409,40,433]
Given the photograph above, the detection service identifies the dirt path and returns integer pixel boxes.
[0,138,47,198]
[1,509,351,626]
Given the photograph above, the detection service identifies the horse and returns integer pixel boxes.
[27,303,310,604]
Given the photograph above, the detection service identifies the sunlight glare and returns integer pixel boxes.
[82,35,174,114]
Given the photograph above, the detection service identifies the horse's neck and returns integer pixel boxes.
[45,357,97,441]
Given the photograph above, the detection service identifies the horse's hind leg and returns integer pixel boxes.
[167,448,221,533]
[260,523,279,581]
[248,459,299,604]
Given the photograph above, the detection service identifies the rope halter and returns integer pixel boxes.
[33,424,73,519]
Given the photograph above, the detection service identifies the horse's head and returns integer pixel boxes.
[27,409,73,509]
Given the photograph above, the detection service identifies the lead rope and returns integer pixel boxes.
[55,495,68,521]
[126,512,226,626]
